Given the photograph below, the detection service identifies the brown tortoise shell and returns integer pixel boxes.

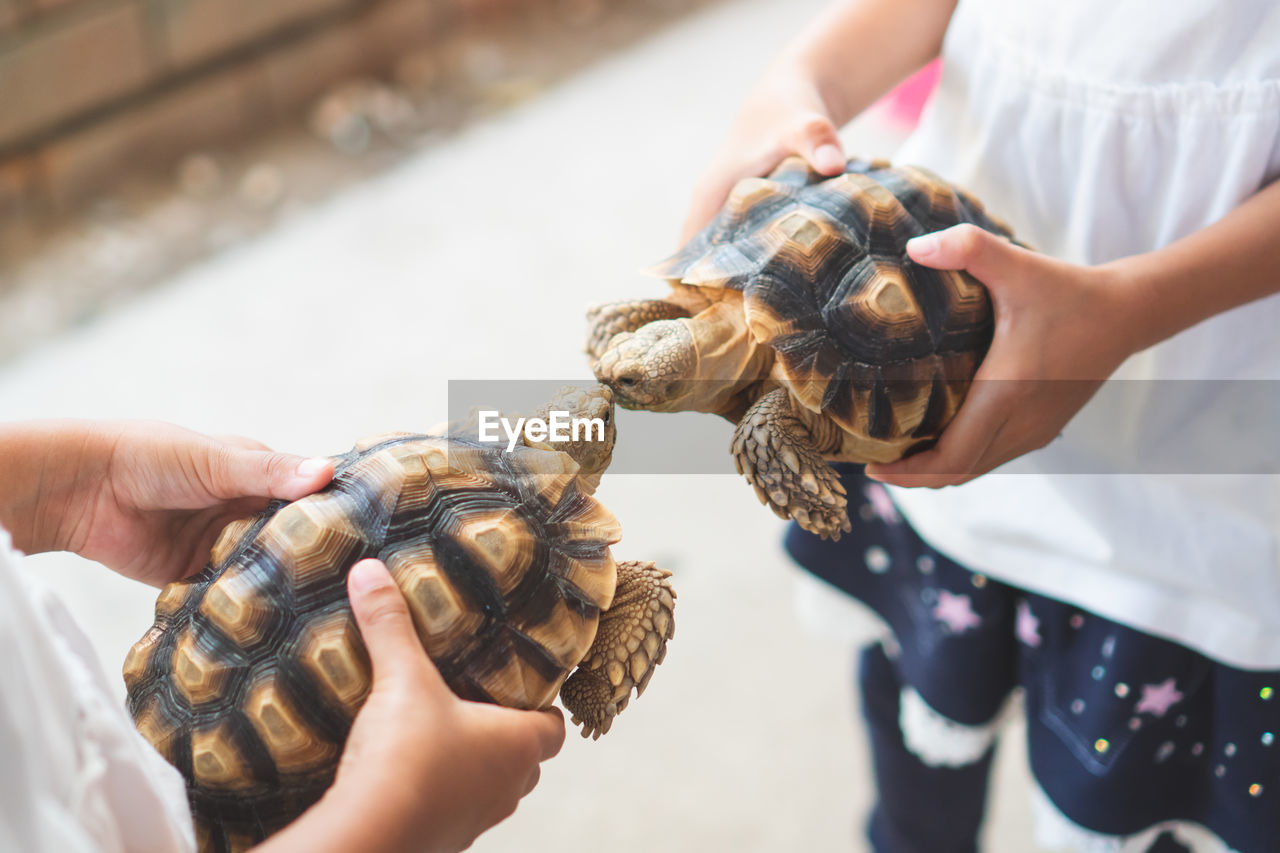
[123,433,620,852]
[653,157,1016,452]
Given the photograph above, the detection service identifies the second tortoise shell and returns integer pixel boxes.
[653,157,1016,448]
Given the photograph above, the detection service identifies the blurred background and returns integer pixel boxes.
[1,0,1045,849]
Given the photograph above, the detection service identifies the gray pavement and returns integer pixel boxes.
[0,0,1047,849]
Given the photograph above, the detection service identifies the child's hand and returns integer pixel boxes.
[865,225,1140,488]
[681,68,846,243]
[0,420,332,585]
[262,560,566,853]
[678,0,960,244]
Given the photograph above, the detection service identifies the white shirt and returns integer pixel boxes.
[889,0,1280,669]
[0,529,195,853]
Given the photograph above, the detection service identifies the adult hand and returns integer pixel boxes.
[865,225,1139,488]
[0,420,332,585]
[270,560,565,853]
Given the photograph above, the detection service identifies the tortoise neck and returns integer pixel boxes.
[683,302,771,413]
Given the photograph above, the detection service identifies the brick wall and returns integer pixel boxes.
[0,0,539,216]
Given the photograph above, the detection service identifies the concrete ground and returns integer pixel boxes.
[0,0,1048,849]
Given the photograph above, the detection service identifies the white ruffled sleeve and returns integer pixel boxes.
[0,529,195,853]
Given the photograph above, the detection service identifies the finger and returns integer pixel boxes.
[680,173,737,244]
[788,114,845,175]
[528,707,566,760]
[521,766,541,797]
[906,223,1032,288]
[679,139,796,245]
[865,378,1010,487]
[347,559,444,687]
[212,446,333,502]
[213,434,272,452]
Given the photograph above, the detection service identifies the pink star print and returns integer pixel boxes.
[1135,678,1184,717]
[863,483,901,525]
[1016,600,1041,647]
[933,590,981,634]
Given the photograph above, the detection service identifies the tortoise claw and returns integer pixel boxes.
[731,388,851,539]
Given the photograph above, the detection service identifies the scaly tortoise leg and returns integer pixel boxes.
[731,387,851,540]
[585,300,691,359]
[559,560,676,739]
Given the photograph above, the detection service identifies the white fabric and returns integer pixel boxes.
[888,0,1280,669]
[0,529,195,853]
[898,686,1012,769]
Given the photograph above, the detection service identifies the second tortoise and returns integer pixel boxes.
[589,157,1017,539]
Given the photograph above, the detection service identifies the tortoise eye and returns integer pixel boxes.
[618,377,637,387]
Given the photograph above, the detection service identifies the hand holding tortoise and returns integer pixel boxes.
[0,420,333,585]
[259,559,566,853]
[864,225,1135,487]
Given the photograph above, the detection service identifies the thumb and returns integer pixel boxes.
[905,223,1028,286]
[681,171,737,244]
[790,114,846,175]
[347,559,443,688]
[211,445,333,502]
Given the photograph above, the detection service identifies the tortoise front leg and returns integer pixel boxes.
[731,387,851,540]
[559,560,675,739]
[585,300,690,359]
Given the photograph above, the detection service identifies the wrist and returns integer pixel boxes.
[753,51,836,123]
[1094,255,1171,357]
[0,421,110,554]
[773,48,845,124]
[318,769,433,853]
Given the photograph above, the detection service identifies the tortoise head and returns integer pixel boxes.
[591,320,698,411]
[593,302,768,415]
[525,384,617,479]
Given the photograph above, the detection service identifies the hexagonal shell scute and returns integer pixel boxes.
[448,508,537,595]
[258,497,368,587]
[122,624,166,694]
[243,671,339,774]
[465,635,569,711]
[506,444,581,510]
[154,578,195,618]
[210,516,260,570]
[172,628,234,707]
[387,543,486,661]
[555,547,617,613]
[132,694,182,766]
[190,721,254,791]
[544,494,622,547]
[199,565,274,648]
[519,597,599,671]
[295,611,371,716]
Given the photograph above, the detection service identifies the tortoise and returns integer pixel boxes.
[588,156,1016,540]
[122,385,675,852]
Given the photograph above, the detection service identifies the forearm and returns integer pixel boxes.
[1105,178,1280,354]
[253,795,404,853]
[0,421,107,555]
[775,0,957,125]
[255,780,447,853]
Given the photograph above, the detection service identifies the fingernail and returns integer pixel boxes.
[906,234,939,259]
[815,144,844,173]
[349,559,389,594]
[294,458,330,479]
